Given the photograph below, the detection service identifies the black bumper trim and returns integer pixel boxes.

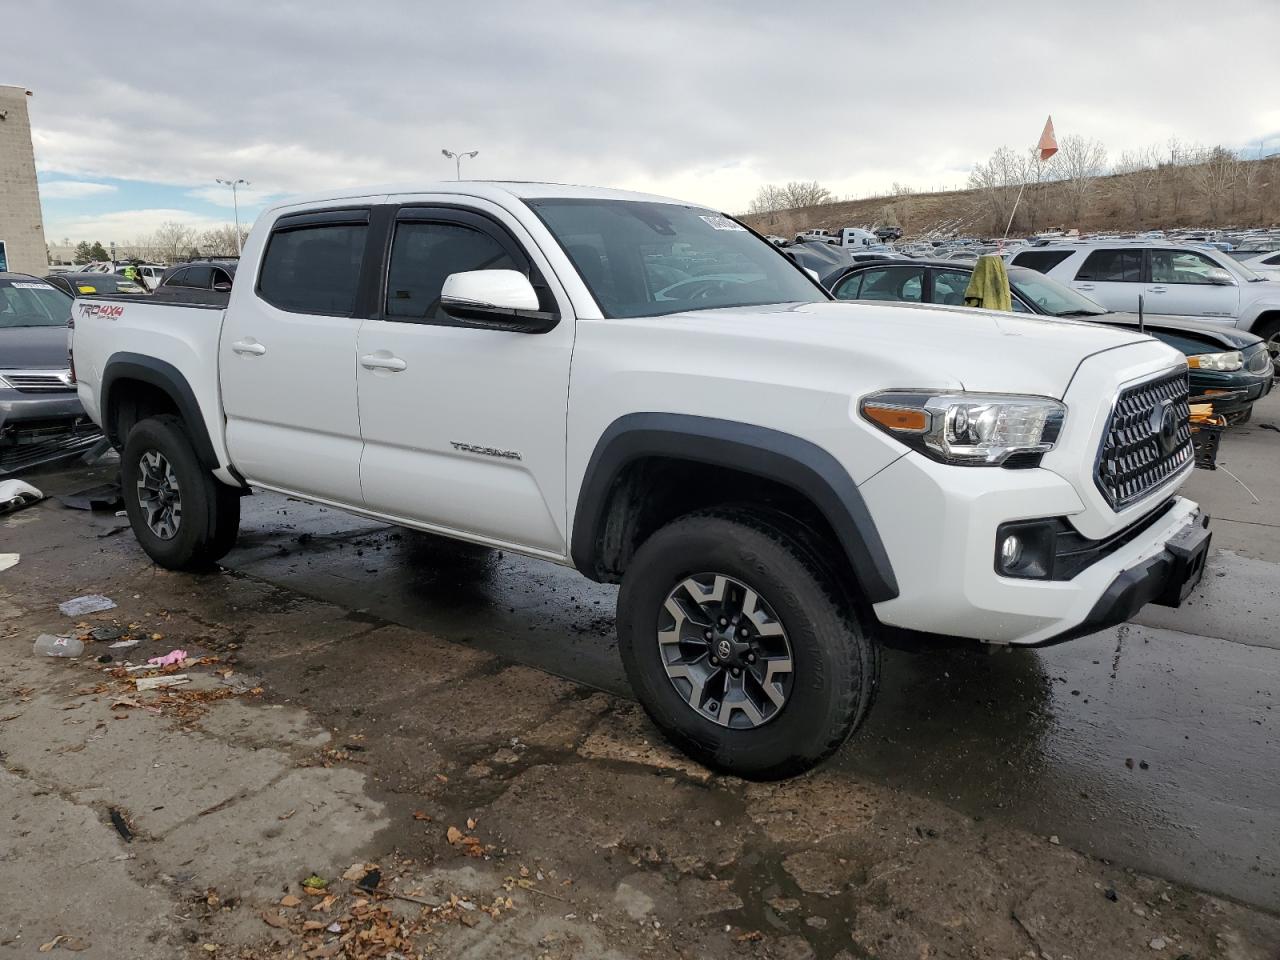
[1028,510,1211,647]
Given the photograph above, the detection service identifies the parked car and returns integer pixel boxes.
[826,258,1274,421]
[44,272,147,297]
[0,273,102,474]
[1008,241,1280,367]
[1230,250,1280,280]
[71,182,1210,779]
[111,263,166,291]
[150,260,237,305]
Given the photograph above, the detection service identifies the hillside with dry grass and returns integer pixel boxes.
[741,156,1280,240]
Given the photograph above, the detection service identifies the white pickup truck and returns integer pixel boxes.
[70,182,1211,779]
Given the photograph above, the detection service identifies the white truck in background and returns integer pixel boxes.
[70,181,1210,779]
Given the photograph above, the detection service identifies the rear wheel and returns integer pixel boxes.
[121,415,240,570]
[617,510,880,780]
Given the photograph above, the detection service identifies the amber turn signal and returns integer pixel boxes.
[862,403,928,433]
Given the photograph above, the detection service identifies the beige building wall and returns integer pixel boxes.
[0,84,49,274]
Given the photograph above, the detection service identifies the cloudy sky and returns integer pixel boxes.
[8,0,1280,245]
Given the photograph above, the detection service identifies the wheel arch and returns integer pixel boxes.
[101,352,220,471]
[570,413,899,603]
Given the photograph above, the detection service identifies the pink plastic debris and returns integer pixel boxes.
[147,649,189,667]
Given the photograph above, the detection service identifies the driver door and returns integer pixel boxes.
[356,200,574,555]
[1145,248,1240,319]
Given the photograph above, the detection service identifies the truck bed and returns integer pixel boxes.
[71,295,235,479]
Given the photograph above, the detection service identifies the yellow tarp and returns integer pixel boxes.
[964,255,1013,312]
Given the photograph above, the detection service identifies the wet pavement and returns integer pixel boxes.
[201,393,1280,913]
[3,395,1276,959]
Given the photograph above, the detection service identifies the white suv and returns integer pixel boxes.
[1012,241,1280,365]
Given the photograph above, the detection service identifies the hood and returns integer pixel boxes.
[1101,311,1262,348]
[638,299,1155,398]
[0,324,72,370]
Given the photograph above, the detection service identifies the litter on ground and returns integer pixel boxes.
[58,594,117,617]
[0,553,18,572]
[135,674,191,691]
[0,479,43,514]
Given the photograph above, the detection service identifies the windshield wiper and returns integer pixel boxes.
[1056,309,1107,317]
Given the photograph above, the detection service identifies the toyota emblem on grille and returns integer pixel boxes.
[1150,399,1179,455]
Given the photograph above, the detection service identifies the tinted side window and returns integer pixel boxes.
[258,223,368,316]
[1011,250,1072,274]
[1149,250,1227,285]
[831,272,864,300]
[181,266,214,289]
[163,268,191,288]
[1075,249,1142,282]
[851,266,924,302]
[932,269,972,306]
[385,222,517,321]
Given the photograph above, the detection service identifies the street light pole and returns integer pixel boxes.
[441,149,479,180]
[216,178,250,254]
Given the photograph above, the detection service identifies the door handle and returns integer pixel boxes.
[1076,283,1095,291]
[231,339,266,356]
[1148,286,1168,293]
[360,354,407,372]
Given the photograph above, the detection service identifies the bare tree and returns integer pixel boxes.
[1114,146,1162,221]
[1162,137,1192,218]
[149,221,197,264]
[198,225,249,257]
[1186,146,1239,222]
[747,184,788,216]
[778,181,834,210]
[1052,135,1107,223]
[967,146,1035,234]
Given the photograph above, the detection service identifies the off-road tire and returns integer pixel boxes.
[121,415,240,570]
[617,509,881,780]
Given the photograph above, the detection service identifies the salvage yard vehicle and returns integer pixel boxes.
[1011,241,1280,368]
[0,274,102,475]
[827,259,1274,423]
[150,259,237,305]
[44,272,147,297]
[69,183,1212,779]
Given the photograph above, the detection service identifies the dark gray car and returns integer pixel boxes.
[0,273,102,475]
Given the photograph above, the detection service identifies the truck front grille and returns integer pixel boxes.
[1095,369,1194,510]
[2,369,75,393]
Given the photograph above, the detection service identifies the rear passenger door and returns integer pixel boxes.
[355,200,574,555]
[220,204,378,504]
[1069,248,1144,311]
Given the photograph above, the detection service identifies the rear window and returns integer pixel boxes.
[1010,250,1072,274]
[258,223,368,316]
[1075,249,1143,282]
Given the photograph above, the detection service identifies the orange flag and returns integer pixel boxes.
[1037,116,1058,161]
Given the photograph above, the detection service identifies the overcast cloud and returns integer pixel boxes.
[8,0,1280,242]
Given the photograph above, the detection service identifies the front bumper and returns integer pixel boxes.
[0,390,103,475]
[860,452,1207,645]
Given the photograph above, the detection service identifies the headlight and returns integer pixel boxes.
[861,391,1066,466]
[1187,351,1243,372]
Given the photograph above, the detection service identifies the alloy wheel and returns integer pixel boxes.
[656,573,794,729]
[136,450,182,540]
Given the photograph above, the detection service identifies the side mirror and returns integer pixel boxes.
[1205,268,1235,286]
[213,281,232,293]
[440,269,557,333]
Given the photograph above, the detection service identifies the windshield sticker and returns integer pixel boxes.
[10,282,54,290]
[698,215,747,232]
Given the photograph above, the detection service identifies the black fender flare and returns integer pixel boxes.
[101,352,220,470]
[570,413,899,603]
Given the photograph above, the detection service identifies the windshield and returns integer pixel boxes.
[526,199,824,318]
[1008,267,1108,317]
[0,281,72,328]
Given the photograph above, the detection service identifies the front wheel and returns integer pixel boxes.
[617,510,880,780]
[121,415,241,570]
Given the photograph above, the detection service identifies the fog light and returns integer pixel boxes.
[1000,535,1023,569]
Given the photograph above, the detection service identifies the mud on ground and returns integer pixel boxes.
[2,482,1279,960]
